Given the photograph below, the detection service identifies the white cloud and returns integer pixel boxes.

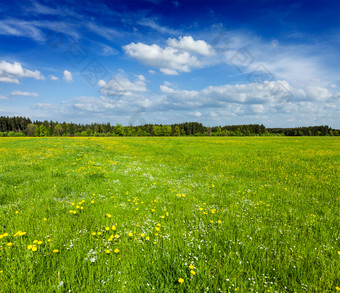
[101,44,119,56]
[0,19,79,42]
[159,80,336,110]
[330,84,337,89]
[11,91,39,97]
[99,74,147,96]
[137,19,178,35]
[0,60,44,84]
[192,111,202,117]
[123,40,200,75]
[87,23,121,41]
[63,70,73,82]
[148,70,156,74]
[0,19,43,41]
[49,75,59,81]
[0,95,8,100]
[167,36,214,56]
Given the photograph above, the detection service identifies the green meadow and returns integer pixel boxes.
[0,137,339,292]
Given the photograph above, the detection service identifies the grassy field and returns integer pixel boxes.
[0,137,339,292]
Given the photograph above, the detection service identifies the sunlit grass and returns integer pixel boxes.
[0,137,339,292]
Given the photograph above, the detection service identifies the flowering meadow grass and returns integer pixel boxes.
[0,137,339,292]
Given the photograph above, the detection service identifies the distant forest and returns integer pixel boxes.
[0,116,338,137]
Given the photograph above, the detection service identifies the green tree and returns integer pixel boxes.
[174,126,180,136]
[39,125,48,137]
[114,124,124,136]
[26,123,36,136]
[53,124,64,136]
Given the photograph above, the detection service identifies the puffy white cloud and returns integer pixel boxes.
[99,74,147,97]
[11,91,39,97]
[159,80,335,111]
[0,95,8,100]
[63,70,73,82]
[167,36,214,56]
[192,111,202,117]
[123,38,203,75]
[49,75,59,81]
[0,60,44,84]
[330,84,337,89]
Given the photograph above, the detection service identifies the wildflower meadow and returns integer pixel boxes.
[0,137,339,292]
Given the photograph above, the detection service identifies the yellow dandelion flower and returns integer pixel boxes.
[114,248,119,254]
[111,225,116,231]
[33,240,38,244]
[106,214,112,218]
[105,227,110,231]
[92,232,97,236]
[105,250,111,254]
[335,286,340,291]
[43,218,47,221]
[218,220,222,224]
[3,233,8,237]
[178,278,184,284]
[189,265,195,270]
[114,234,119,238]
[32,246,37,252]
[155,227,160,231]
[37,241,43,245]
[190,270,196,275]
[27,245,33,250]
[97,232,102,236]
[146,236,150,240]
[7,242,13,247]
[53,249,59,253]
[338,251,340,255]
[140,233,145,238]
[0,270,2,274]
[128,232,133,237]
[91,200,94,204]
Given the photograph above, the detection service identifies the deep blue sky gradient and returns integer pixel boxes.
[0,0,339,127]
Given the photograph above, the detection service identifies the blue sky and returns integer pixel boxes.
[0,0,339,127]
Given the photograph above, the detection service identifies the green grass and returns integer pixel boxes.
[0,137,339,292]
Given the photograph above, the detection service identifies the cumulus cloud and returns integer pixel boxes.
[0,95,8,100]
[159,80,335,111]
[49,75,59,81]
[11,91,38,97]
[63,70,73,82]
[98,74,147,97]
[0,60,44,84]
[167,36,214,56]
[123,36,211,75]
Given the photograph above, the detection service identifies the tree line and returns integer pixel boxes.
[0,116,338,137]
